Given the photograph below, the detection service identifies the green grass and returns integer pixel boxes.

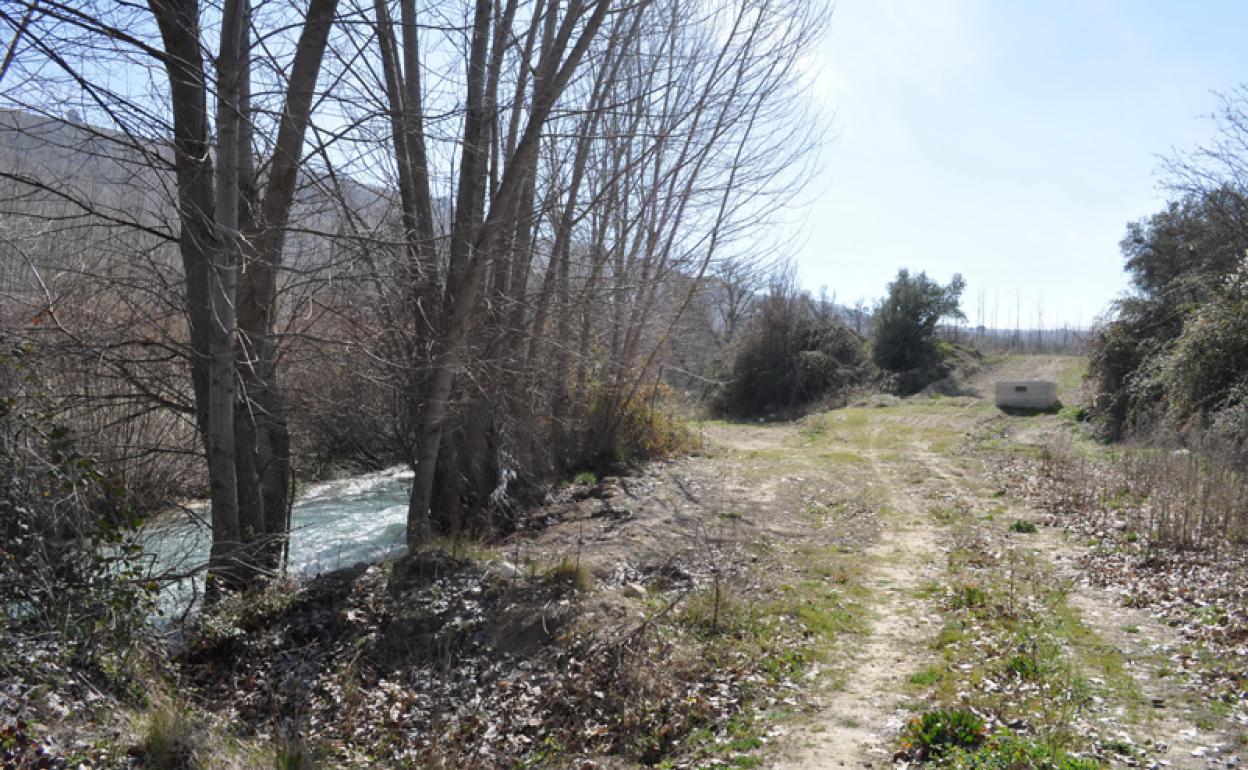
[659,712,770,769]
[908,667,945,687]
[948,732,1102,770]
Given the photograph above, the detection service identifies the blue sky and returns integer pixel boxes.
[792,0,1248,327]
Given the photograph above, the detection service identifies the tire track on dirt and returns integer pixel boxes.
[776,433,948,769]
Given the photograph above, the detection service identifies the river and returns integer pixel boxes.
[143,466,413,616]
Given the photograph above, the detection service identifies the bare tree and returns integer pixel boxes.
[1,0,339,589]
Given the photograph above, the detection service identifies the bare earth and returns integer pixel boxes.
[767,356,1236,770]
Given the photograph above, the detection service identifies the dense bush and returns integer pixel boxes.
[1163,271,1248,418]
[608,385,695,464]
[1088,190,1248,456]
[1088,88,1248,457]
[710,288,871,417]
[0,343,152,668]
[870,269,966,394]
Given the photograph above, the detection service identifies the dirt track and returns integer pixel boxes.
[759,356,1236,770]
[505,355,1238,768]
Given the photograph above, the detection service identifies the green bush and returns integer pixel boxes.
[711,288,871,417]
[1086,172,1248,444]
[1162,285,1248,418]
[870,269,966,395]
[1009,520,1038,534]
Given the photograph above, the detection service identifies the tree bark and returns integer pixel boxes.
[148,0,243,589]
[407,0,614,549]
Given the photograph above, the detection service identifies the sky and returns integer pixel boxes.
[792,0,1248,328]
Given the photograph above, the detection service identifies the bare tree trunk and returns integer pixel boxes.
[407,0,614,548]
[240,0,338,572]
[150,0,337,587]
[148,0,243,589]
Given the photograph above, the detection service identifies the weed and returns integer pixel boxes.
[572,470,598,486]
[949,732,1101,770]
[681,586,744,638]
[273,733,319,770]
[1100,737,1135,757]
[1005,653,1044,680]
[542,557,593,592]
[900,708,986,760]
[949,583,988,610]
[135,708,202,770]
[933,620,965,649]
[1009,520,1038,534]
[908,667,944,687]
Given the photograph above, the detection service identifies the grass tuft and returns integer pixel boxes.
[542,557,593,592]
[948,732,1101,770]
[135,708,202,770]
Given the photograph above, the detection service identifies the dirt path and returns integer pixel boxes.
[745,356,1238,769]
[781,441,948,768]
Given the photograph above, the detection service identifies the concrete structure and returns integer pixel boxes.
[994,380,1059,410]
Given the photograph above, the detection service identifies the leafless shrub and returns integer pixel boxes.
[1037,434,1248,552]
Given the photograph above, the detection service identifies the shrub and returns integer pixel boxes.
[1009,520,1038,534]
[870,269,965,372]
[901,709,986,760]
[0,343,153,669]
[711,286,871,417]
[596,382,696,466]
[1163,286,1248,415]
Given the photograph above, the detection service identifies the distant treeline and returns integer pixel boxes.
[937,324,1090,355]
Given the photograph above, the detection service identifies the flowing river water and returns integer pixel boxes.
[142,466,413,616]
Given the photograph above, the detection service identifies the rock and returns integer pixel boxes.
[622,582,647,599]
[493,561,522,579]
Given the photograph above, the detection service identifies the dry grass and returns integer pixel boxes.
[1037,433,1248,552]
